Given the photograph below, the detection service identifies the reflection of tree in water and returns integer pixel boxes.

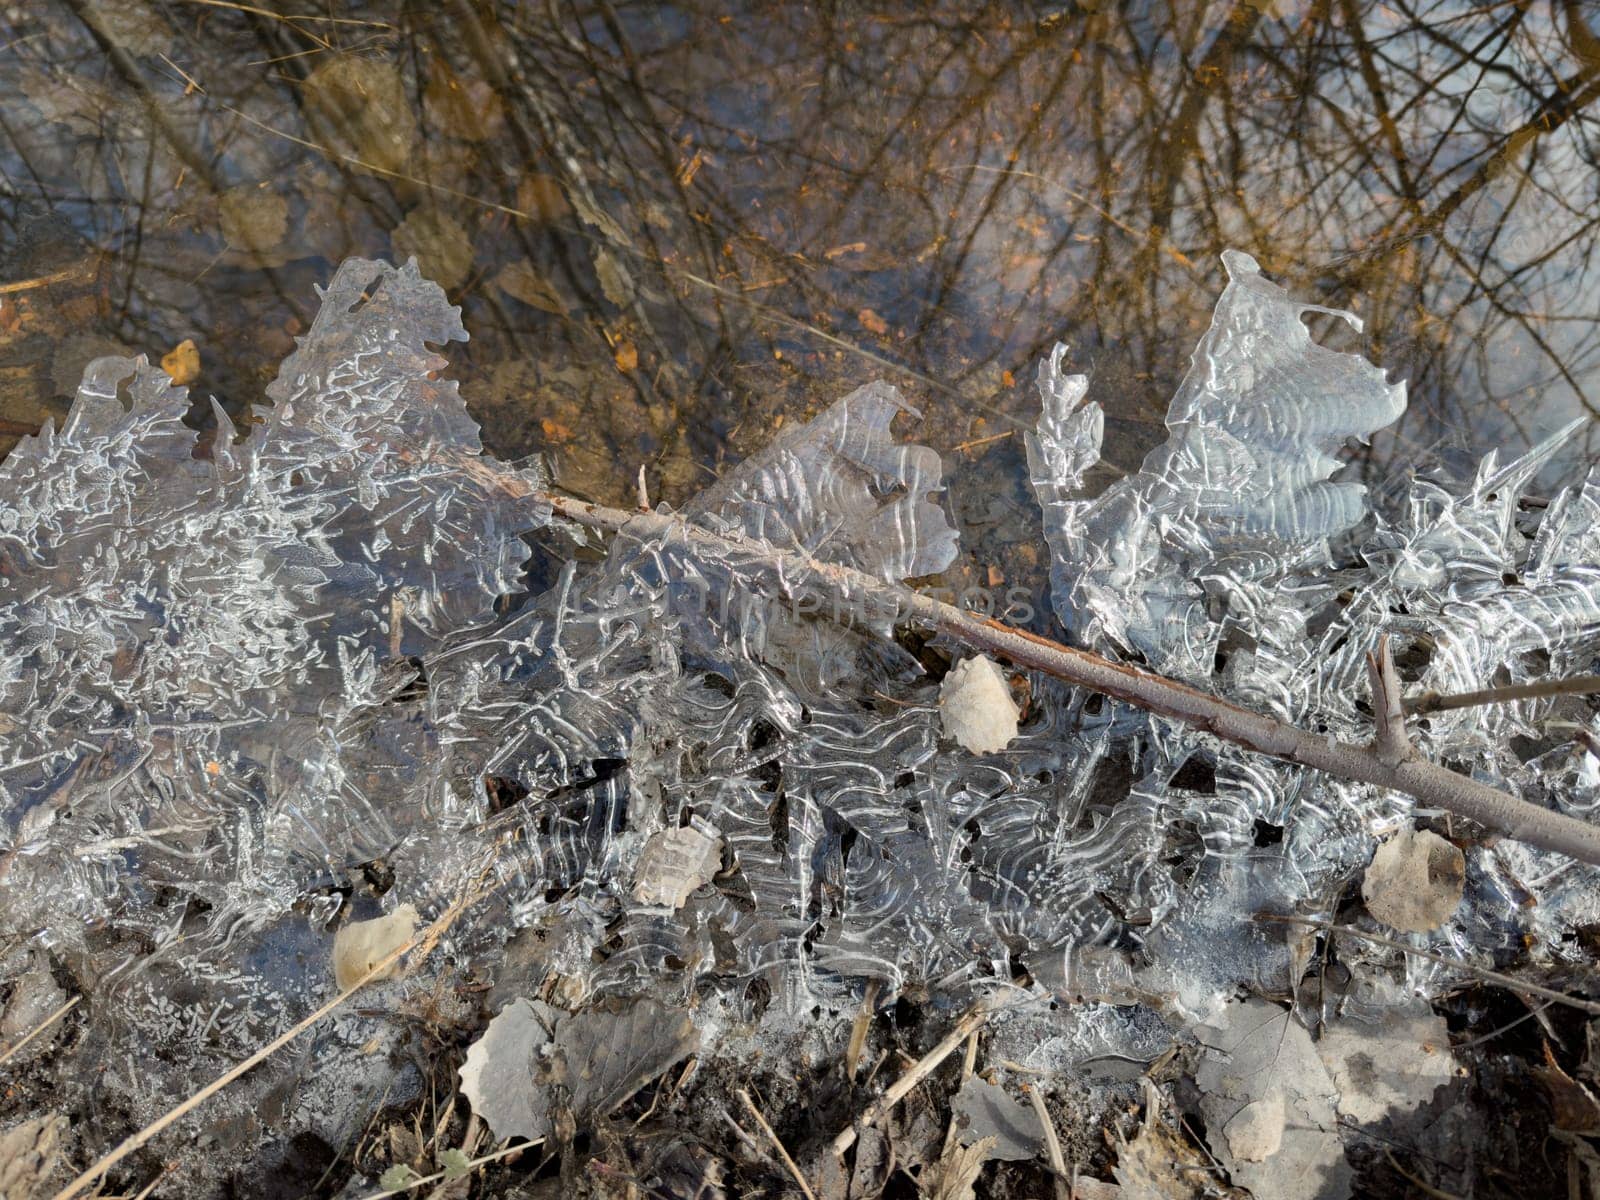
[2,0,1598,487]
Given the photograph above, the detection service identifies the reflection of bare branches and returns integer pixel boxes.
[4,0,1600,481]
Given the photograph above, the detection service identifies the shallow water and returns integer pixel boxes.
[2,0,1599,552]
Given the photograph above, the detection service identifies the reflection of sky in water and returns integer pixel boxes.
[2,0,1598,501]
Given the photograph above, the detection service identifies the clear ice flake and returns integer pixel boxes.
[1030,248,1406,681]
[6,249,1600,1186]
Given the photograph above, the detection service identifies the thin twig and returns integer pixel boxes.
[1409,673,1600,714]
[0,995,80,1066]
[736,1089,817,1200]
[832,998,994,1156]
[355,1143,532,1200]
[1254,914,1600,1014]
[535,492,1600,868]
[1023,1083,1071,1200]
[0,266,83,295]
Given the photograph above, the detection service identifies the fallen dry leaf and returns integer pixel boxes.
[161,339,200,387]
[1361,826,1464,933]
[614,341,639,372]
[858,308,889,336]
[494,260,567,314]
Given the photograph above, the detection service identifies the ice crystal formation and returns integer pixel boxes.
[3,251,1599,1179]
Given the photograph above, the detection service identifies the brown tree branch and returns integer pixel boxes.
[539,492,1600,868]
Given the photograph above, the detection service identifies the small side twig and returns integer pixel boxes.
[832,998,994,1157]
[1254,914,1600,1015]
[1367,634,1413,766]
[1409,673,1600,715]
[736,1088,817,1200]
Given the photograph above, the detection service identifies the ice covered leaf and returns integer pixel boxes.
[1033,250,1405,679]
[551,997,699,1117]
[1360,827,1464,933]
[631,827,721,908]
[0,1114,67,1200]
[939,656,1021,754]
[0,957,67,1068]
[332,904,419,990]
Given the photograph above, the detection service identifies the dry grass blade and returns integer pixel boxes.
[0,995,79,1067]
[832,998,994,1156]
[736,1089,817,1200]
[1023,1083,1071,1200]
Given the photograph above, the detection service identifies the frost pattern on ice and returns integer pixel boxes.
[0,257,547,1088]
[6,250,1600,1183]
[1031,249,1405,681]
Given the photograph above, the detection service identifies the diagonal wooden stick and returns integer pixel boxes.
[535,491,1600,868]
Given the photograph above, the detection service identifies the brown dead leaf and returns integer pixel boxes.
[493,260,567,314]
[613,341,639,372]
[160,338,200,387]
[858,308,889,336]
[517,173,572,224]
[1536,1042,1600,1134]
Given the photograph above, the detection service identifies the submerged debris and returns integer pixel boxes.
[1360,826,1466,933]
[331,904,419,991]
[938,655,1022,754]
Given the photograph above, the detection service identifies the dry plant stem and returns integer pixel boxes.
[831,1000,993,1156]
[0,994,79,1066]
[845,980,879,1080]
[540,493,1600,867]
[1023,1083,1071,1200]
[1409,673,1600,714]
[1254,914,1600,1014]
[51,861,495,1200]
[356,1143,533,1200]
[736,1089,818,1200]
